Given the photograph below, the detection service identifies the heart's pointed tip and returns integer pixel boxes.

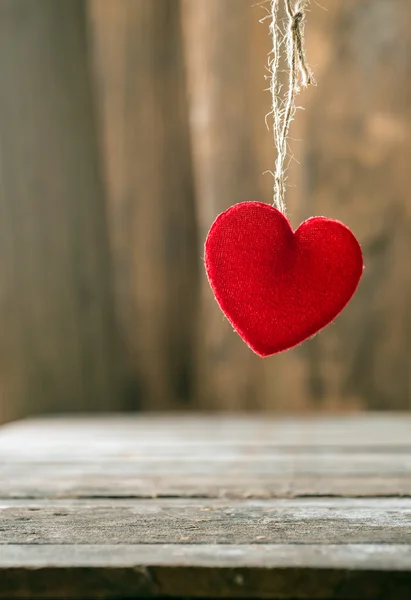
[251,347,271,359]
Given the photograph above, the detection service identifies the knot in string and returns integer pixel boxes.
[287,3,313,87]
[291,10,303,25]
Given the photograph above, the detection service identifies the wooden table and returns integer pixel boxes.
[1,414,411,599]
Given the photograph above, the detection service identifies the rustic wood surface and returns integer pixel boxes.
[1,415,411,598]
[2,497,411,545]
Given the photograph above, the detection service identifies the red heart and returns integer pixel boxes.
[204,202,364,356]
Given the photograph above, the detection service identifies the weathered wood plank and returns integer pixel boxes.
[4,451,411,472]
[2,473,411,500]
[3,542,411,570]
[1,416,411,598]
[1,545,411,600]
[0,0,119,423]
[1,498,411,545]
[2,415,411,498]
[181,0,272,411]
[2,456,411,499]
[2,414,411,454]
[6,443,411,462]
[88,0,199,410]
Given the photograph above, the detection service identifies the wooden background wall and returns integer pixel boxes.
[0,0,410,422]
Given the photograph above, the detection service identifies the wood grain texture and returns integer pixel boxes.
[3,542,411,570]
[1,415,411,499]
[88,0,199,410]
[2,413,411,449]
[2,415,411,499]
[0,0,119,423]
[2,471,411,501]
[1,414,411,598]
[2,497,411,544]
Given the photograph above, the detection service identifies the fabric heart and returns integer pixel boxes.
[204,201,364,356]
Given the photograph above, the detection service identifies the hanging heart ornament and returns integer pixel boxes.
[205,201,364,356]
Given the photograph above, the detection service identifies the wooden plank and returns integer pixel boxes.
[19,411,405,437]
[1,498,411,545]
[88,0,199,410]
[1,545,411,600]
[1,416,411,498]
[2,472,411,500]
[6,442,411,462]
[0,0,119,423]
[3,542,411,570]
[4,452,411,472]
[2,416,411,598]
[2,457,411,499]
[2,414,411,451]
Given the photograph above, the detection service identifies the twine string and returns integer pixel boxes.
[269,0,313,214]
